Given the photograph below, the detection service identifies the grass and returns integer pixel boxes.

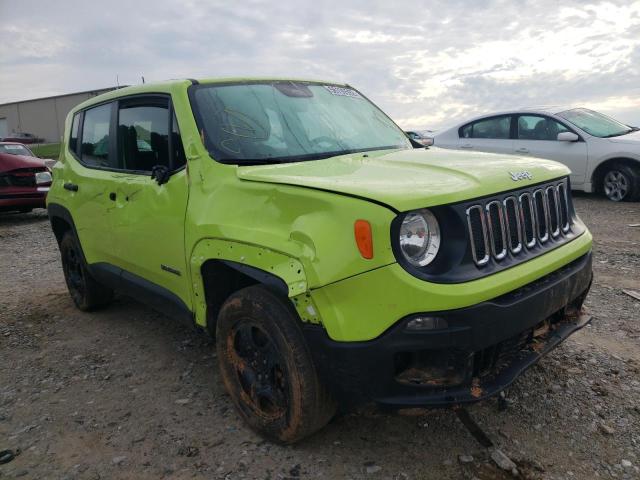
[30,143,61,159]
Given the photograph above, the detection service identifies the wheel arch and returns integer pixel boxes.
[591,157,640,193]
[190,239,316,335]
[47,203,77,244]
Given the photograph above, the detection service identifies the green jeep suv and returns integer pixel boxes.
[47,79,593,443]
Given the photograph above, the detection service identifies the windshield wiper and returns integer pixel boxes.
[232,145,406,166]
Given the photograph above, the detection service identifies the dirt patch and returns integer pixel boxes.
[1,195,639,479]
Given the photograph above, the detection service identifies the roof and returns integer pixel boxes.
[440,106,581,129]
[515,105,575,115]
[69,77,350,114]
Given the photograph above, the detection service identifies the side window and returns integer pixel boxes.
[517,115,570,141]
[81,104,114,168]
[118,100,169,172]
[465,116,511,139]
[171,113,186,169]
[69,113,80,154]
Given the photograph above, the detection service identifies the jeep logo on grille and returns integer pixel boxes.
[509,171,533,181]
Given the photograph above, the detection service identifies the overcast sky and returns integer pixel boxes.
[1,0,639,129]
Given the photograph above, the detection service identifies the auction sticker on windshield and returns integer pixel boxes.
[324,85,361,98]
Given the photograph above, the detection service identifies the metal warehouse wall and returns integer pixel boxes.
[0,88,119,143]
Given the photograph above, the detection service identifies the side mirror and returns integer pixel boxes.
[557,132,579,142]
[405,132,434,148]
[151,165,171,185]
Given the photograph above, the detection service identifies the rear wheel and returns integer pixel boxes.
[602,164,640,201]
[60,232,113,311]
[216,285,336,443]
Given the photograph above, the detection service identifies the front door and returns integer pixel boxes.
[513,115,589,186]
[109,96,191,307]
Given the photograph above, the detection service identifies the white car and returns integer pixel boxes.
[433,107,640,201]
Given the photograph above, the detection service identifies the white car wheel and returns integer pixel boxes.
[603,169,629,202]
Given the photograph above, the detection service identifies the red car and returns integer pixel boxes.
[0,142,52,213]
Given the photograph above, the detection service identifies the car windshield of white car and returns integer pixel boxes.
[190,81,412,165]
[557,108,632,138]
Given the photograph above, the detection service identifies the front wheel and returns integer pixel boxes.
[602,164,640,201]
[216,285,336,443]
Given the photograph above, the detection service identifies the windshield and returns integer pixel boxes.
[557,108,633,138]
[0,144,34,156]
[191,82,411,164]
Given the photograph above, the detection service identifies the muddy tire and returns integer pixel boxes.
[60,231,113,311]
[216,285,336,444]
[602,164,640,202]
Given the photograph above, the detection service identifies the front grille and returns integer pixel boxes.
[466,179,573,266]
[503,196,522,253]
[466,205,489,266]
[0,168,43,188]
[486,201,507,260]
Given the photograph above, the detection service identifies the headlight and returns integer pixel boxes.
[399,209,441,267]
[35,171,52,185]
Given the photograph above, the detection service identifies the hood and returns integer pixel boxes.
[0,152,46,174]
[606,130,640,145]
[236,147,570,211]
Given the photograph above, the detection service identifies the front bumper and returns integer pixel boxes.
[303,251,592,409]
[0,190,48,211]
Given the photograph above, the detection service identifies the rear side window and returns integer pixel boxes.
[81,104,113,168]
[461,116,511,139]
[69,113,80,154]
[117,100,170,172]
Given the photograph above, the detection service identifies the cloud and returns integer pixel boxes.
[0,0,639,128]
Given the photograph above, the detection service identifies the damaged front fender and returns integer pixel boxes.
[189,238,316,328]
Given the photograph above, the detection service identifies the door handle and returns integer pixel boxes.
[63,182,78,192]
[460,143,473,149]
[109,192,116,201]
[515,148,529,154]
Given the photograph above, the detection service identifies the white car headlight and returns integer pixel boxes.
[398,209,441,267]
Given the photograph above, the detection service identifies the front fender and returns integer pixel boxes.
[189,238,308,327]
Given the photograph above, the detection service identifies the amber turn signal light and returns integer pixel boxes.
[354,220,373,259]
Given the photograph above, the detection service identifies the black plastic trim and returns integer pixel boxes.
[220,260,289,296]
[88,262,194,327]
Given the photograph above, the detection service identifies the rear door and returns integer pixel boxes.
[513,115,588,185]
[458,115,514,155]
[108,95,191,307]
[66,102,123,266]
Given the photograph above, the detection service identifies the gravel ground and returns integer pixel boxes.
[1,193,639,480]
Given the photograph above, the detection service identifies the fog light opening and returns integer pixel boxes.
[405,316,448,331]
